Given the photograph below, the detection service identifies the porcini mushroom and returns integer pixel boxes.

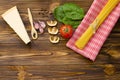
[49,35,60,43]
[48,27,58,35]
[47,20,57,26]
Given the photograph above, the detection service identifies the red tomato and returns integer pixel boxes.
[59,25,73,39]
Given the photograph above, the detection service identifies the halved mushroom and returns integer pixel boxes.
[48,27,58,35]
[49,36,60,43]
[47,20,57,26]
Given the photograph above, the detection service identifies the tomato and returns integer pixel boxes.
[59,25,73,39]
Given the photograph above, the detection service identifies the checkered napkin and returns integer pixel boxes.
[66,0,120,61]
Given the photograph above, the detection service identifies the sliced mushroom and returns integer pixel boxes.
[49,36,60,43]
[48,27,58,35]
[47,20,57,26]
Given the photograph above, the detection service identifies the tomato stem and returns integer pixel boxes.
[64,28,68,32]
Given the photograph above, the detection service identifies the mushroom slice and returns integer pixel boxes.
[47,20,57,26]
[49,36,60,43]
[48,27,58,35]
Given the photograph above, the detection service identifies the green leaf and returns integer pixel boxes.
[62,3,84,20]
[53,3,84,28]
[54,6,65,22]
[62,17,81,28]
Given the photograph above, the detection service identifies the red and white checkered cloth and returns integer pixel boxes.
[66,0,120,61]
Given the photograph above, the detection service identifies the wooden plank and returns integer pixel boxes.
[0,0,120,80]
[0,66,119,80]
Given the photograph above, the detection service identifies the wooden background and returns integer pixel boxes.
[0,0,120,80]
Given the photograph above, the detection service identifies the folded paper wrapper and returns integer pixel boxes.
[66,0,120,61]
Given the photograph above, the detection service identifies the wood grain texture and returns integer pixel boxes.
[0,0,120,80]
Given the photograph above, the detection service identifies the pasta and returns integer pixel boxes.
[75,0,119,49]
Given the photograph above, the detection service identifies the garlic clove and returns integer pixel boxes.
[34,22,40,29]
[38,21,46,29]
[47,20,57,26]
[39,26,44,34]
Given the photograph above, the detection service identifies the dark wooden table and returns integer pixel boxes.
[0,0,120,80]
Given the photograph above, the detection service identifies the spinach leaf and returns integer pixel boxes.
[54,6,65,22]
[62,3,84,20]
[54,3,84,28]
[62,16,81,28]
